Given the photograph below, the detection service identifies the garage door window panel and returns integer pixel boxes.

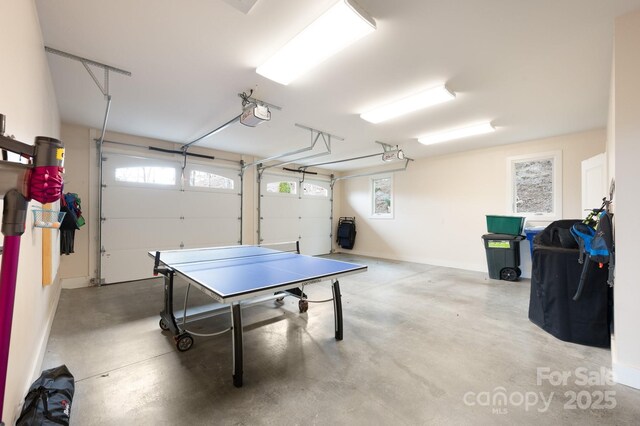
[108,154,180,189]
[302,182,329,198]
[266,180,298,196]
[185,164,239,193]
[115,166,176,185]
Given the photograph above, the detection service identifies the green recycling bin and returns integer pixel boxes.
[482,233,525,281]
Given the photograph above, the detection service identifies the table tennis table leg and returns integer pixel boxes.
[332,279,343,340]
[231,303,244,387]
[160,272,180,336]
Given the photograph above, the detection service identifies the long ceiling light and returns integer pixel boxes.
[256,0,376,85]
[360,85,455,124]
[418,122,496,145]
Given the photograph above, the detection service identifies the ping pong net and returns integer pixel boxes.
[153,241,301,271]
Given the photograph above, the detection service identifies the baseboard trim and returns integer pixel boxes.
[15,275,63,423]
[613,361,640,390]
[336,249,486,273]
[61,276,91,289]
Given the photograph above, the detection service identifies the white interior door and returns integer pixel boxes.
[260,173,332,255]
[581,153,607,214]
[101,151,241,284]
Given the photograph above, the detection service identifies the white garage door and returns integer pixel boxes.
[259,172,332,255]
[101,151,241,284]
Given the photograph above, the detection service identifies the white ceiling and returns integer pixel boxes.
[35,0,640,170]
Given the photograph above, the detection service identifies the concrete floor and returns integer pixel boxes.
[43,254,640,425]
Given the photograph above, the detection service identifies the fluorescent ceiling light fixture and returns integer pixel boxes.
[418,122,496,145]
[256,0,376,85]
[360,85,455,124]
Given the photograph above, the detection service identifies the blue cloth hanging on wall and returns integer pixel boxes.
[60,193,84,255]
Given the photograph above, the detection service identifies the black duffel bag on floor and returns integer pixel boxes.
[16,365,74,426]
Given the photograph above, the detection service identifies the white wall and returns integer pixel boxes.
[0,0,61,422]
[611,9,640,390]
[338,129,605,277]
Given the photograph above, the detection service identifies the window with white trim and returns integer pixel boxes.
[371,175,393,218]
[508,151,562,219]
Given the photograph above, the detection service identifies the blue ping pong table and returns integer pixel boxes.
[150,243,367,387]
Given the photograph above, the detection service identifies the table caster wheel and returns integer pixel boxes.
[159,318,169,331]
[175,333,194,352]
[298,299,309,313]
[500,268,518,282]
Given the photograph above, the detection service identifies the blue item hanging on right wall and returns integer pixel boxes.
[570,194,615,301]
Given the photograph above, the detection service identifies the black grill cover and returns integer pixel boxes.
[528,220,612,347]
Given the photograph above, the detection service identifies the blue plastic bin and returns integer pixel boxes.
[524,226,546,256]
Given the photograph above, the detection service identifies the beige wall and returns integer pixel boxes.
[338,129,605,274]
[612,9,640,389]
[57,124,92,285]
[0,0,61,422]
